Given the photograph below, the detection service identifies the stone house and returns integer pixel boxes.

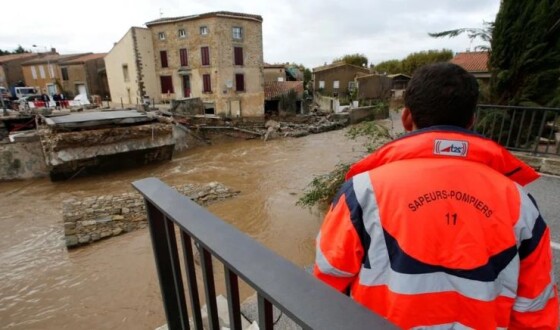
[21,53,90,96]
[356,74,392,102]
[145,11,265,117]
[312,62,370,98]
[264,81,304,114]
[0,53,40,90]
[105,27,160,105]
[264,63,286,82]
[59,53,110,99]
[387,73,411,99]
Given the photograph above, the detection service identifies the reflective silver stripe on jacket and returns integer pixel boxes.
[315,232,354,277]
[513,184,540,245]
[514,272,556,312]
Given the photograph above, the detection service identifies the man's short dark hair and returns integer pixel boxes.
[404,62,479,129]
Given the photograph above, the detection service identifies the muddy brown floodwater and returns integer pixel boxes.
[0,128,367,329]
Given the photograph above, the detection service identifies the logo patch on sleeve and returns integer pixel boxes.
[434,139,468,157]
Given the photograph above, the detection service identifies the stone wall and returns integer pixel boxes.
[349,106,389,124]
[62,182,239,248]
[0,139,49,180]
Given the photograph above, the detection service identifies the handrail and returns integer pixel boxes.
[132,177,396,330]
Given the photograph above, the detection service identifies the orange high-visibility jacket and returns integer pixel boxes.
[314,126,558,329]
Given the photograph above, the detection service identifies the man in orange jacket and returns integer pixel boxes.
[314,62,558,329]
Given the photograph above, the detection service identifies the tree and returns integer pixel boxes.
[429,22,494,51]
[333,53,368,67]
[490,0,560,106]
[400,49,453,75]
[0,45,31,55]
[374,59,402,74]
[373,49,453,75]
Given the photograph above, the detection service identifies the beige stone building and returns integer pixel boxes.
[21,53,90,96]
[264,64,286,82]
[0,53,39,89]
[145,11,265,117]
[312,63,370,98]
[105,27,159,105]
[59,53,110,99]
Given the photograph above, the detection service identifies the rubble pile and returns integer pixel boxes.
[62,182,240,248]
[261,114,348,141]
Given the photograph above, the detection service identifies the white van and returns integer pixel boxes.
[13,87,39,100]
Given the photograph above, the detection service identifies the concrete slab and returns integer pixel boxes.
[45,110,152,129]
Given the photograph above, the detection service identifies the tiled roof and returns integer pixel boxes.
[264,81,303,100]
[313,62,370,73]
[450,51,489,73]
[61,53,107,64]
[0,53,37,64]
[22,53,91,65]
[146,11,263,26]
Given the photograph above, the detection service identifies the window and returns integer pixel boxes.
[31,66,37,79]
[179,48,188,66]
[48,64,54,78]
[232,27,243,40]
[160,76,174,94]
[234,47,243,66]
[122,64,129,82]
[160,51,168,68]
[201,47,210,66]
[348,81,356,91]
[61,67,69,81]
[39,65,45,79]
[333,80,340,89]
[158,32,166,40]
[202,74,211,93]
[319,80,325,88]
[178,29,186,38]
[200,26,209,35]
[277,77,284,82]
[235,74,245,92]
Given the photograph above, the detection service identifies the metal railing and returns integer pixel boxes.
[475,104,560,155]
[132,178,396,330]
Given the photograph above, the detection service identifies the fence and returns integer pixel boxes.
[132,177,396,330]
[475,104,560,155]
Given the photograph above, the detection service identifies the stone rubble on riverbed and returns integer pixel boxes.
[62,182,240,248]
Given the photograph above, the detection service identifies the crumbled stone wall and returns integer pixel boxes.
[62,182,239,248]
[0,140,49,180]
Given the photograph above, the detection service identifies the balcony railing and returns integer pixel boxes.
[475,104,560,155]
[132,177,396,330]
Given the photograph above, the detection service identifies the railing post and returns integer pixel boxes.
[145,202,190,330]
[257,294,274,330]
[181,233,203,329]
[199,247,219,329]
[225,267,242,330]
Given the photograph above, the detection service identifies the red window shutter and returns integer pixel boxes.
[201,47,210,66]
[179,48,188,66]
[160,76,174,93]
[234,47,243,66]
[160,51,168,68]
[235,74,244,91]
[203,74,211,92]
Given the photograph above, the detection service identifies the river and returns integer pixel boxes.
[0,128,367,329]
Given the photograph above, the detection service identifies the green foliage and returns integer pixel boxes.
[374,59,402,74]
[333,53,369,67]
[373,49,453,75]
[297,118,392,207]
[0,45,30,55]
[279,89,299,113]
[400,49,454,75]
[490,0,560,107]
[296,163,350,208]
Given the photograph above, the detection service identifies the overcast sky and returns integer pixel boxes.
[2,0,500,68]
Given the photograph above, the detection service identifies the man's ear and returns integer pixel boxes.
[401,107,415,132]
